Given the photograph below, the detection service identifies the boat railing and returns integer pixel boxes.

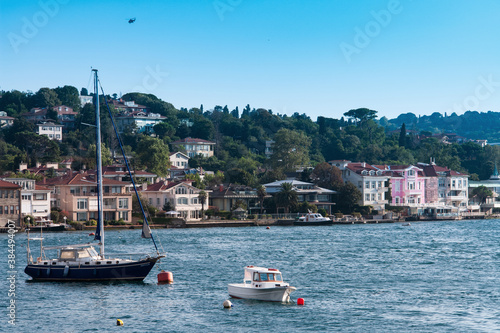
[105,252,157,260]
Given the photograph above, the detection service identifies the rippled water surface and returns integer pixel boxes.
[1,220,500,332]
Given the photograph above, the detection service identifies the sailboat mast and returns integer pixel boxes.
[93,69,105,258]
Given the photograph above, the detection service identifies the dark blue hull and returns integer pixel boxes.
[294,221,333,226]
[24,257,159,281]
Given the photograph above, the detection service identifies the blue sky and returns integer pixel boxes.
[1,0,500,120]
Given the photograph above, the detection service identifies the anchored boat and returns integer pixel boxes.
[294,211,333,226]
[24,69,165,281]
[228,266,296,302]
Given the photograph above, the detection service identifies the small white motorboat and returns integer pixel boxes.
[295,211,333,226]
[228,266,296,302]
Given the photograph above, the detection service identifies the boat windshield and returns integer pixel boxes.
[253,272,283,282]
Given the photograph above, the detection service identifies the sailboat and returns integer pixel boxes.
[24,69,165,281]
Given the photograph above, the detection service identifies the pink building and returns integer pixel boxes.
[384,165,426,206]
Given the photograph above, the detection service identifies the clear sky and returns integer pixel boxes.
[2,0,500,120]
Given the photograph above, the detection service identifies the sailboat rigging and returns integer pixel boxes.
[24,69,165,281]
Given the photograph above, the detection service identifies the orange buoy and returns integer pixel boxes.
[89,232,95,236]
[157,270,173,284]
[266,226,270,229]
[297,298,305,306]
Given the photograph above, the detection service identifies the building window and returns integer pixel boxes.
[118,198,128,209]
[395,197,399,204]
[191,198,198,204]
[378,181,382,188]
[77,199,88,210]
[365,194,370,201]
[365,181,370,189]
[34,193,46,200]
[408,170,414,176]
[119,211,128,220]
[378,193,382,201]
[371,193,376,201]
[77,212,87,221]
[10,206,14,214]
[177,197,188,205]
[176,187,187,194]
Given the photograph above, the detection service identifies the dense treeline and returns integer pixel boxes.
[1,86,500,190]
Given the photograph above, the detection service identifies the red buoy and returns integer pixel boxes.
[89,232,95,236]
[157,270,173,284]
[297,298,305,306]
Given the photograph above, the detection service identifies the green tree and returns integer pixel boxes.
[470,186,493,204]
[86,143,113,169]
[198,190,207,218]
[33,88,61,107]
[274,182,298,214]
[337,182,361,213]
[136,136,170,177]
[399,123,407,147]
[54,85,81,111]
[153,122,176,139]
[343,108,378,124]
[257,185,267,214]
[311,162,344,190]
[270,128,311,171]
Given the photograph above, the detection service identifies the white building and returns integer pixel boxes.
[170,137,215,158]
[1,178,51,221]
[329,160,390,212]
[37,122,63,141]
[140,180,207,220]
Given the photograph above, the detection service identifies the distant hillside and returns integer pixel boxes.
[381,111,500,142]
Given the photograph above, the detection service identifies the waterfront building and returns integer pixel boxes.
[0,180,21,227]
[468,164,500,212]
[170,137,215,158]
[139,180,207,220]
[263,180,336,214]
[43,173,132,223]
[1,178,51,221]
[329,160,389,212]
[382,165,427,208]
[207,184,263,214]
[418,161,469,209]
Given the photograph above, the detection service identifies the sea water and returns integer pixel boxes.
[1,220,499,332]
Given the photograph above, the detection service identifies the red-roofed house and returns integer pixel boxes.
[418,161,469,209]
[43,172,132,223]
[170,137,215,158]
[139,180,208,220]
[22,105,77,129]
[329,160,389,212]
[0,179,21,227]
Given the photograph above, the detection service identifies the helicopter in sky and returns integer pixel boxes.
[128,18,136,24]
